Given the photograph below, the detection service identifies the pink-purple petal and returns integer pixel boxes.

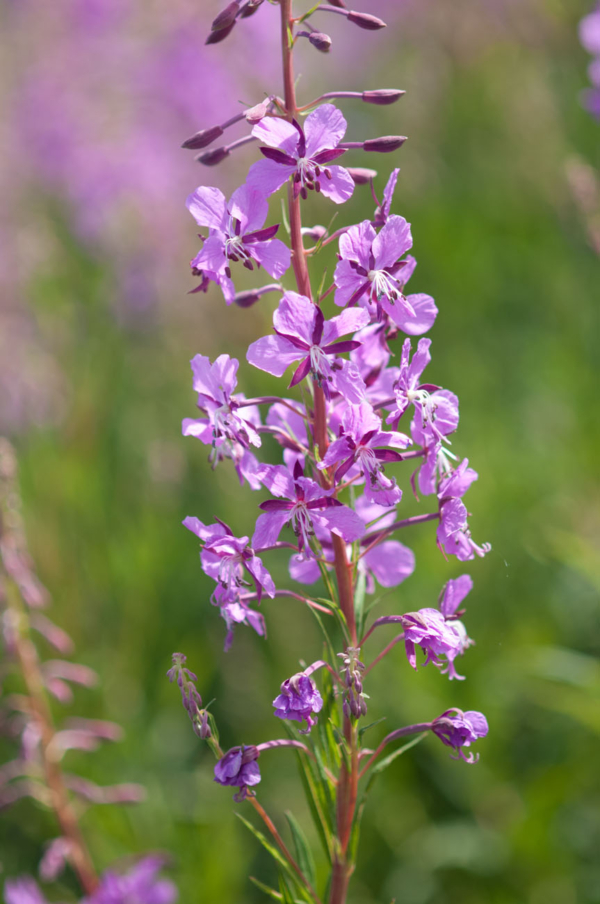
[246,335,305,377]
[304,104,347,156]
[249,238,291,279]
[252,510,291,549]
[364,540,415,588]
[372,215,413,269]
[186,186,227,230]
[247,158,296,197]
[317,165,355,204]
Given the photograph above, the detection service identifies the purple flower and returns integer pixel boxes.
[246,291,369,402]
[273,672,323,734]
[85,857,177,904]
[372,167,400,227]
[211,585,267,651]
[182,354,263,488]
[437,458,478,501]
[579,7,600,56]
[248,105,355,203]
[318,402,409,506]
[183,517,275,602]
[410,389,460,495]
[3,879,47,904]
[350,322,392,384]
[402,608,465,680]
[334,217,437,334]
[214,745,261,801]
[186,183,290,304]
[266,399,308,469]
[439,574,473,618]
[253,461,365,555]
[431,709,488,763]
[386,338,448,437]
[437,498,491,562]
[288,496,414,591]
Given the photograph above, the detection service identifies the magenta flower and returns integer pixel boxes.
[439,574,473,618]
[579,7,600,55]
[248,105,355,203]
[437,498,491,562]
[372,167,400,227]
[214,745,261,801]
[266,399,309,469]
[182,517,275,602]
[273,672,323,734]
[211,585,266,651]
[402,608,466,680]
[247,291,369,402]
[334,217,437,334]
[437,458,478,501]
[182,354,263,487]
[289,496,414,591]
[410,388,460,495]
[431,709,488,763]
[85,857,178,904]
[387,338,451,442]
[186,183,290,303]
[253,461,365,554]
[318,402,410,506]
[3,879,47,904]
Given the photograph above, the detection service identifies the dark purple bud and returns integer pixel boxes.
[205,21,236,44]
[181,125,224,150]
[196,146,230,166]
[239,0,264,16]
[346,166,378,185]
[328,0,347,6]
[233,283,282,307]
[211,2,240,31]
[309,31,332,52]
[363,136,408,153]
[348,11,387,30]
[362,89,406,106]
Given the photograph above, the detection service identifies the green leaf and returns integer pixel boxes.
[235,813,301,892]
[294,748,333,860]
[285,811,317,889]
[297,3,322,25]
[358,716,387,739]
[249,876,283,900]
[369,732,428,780]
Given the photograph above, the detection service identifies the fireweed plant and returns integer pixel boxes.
[0,440,177,903]
[171,2,491,902]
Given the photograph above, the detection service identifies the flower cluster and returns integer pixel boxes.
[171,3,492,901]
[579,3,600,119]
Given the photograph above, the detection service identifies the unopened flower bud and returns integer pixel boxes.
[346,167,377,185]
[196,146,230,166]
[233,290,262,308]
[181,125,224,150]
[239,0,264,17]
[347,11,386,30]
[362,89,405,106]
[309,31,332,52]
[205,21,236,44]
[328,0,347,6]
[211,1,239,32]
[363,136,407,153]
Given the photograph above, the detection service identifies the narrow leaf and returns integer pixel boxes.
[359,717,387,739]
[285,811,317,889]
[249,876,283,900]
[235,813,300,890]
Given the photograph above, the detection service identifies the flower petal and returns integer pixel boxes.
[249,238,291,279]
[304,104,347,156]
[186,186,227,229]
[229,184,268,235]
[252,117,300,154]
[247,158,296,197]
[317,165,355,204]
[246,335,305,377]
[252,510,291,548]
[372,215,413,269]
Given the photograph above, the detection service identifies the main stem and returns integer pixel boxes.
[279,5,358,901]
[5,583,98,895]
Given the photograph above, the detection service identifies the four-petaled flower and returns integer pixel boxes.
[182,516,275,602]
[249,104,355,203]
[214,745,261,801]
[334,217,437,334]
[273,672,323,734]
[387,338,449,442]
[319,402,409,506]
[186,183,290,304]
[437,498,491,562]
[182,354,263,488]
[247,291,369,402]
[253,461,365,555]
[431,709,488,763]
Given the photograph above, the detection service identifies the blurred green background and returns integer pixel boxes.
[1,1,599,902]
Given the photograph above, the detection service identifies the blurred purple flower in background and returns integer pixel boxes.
[579,4,600,119]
